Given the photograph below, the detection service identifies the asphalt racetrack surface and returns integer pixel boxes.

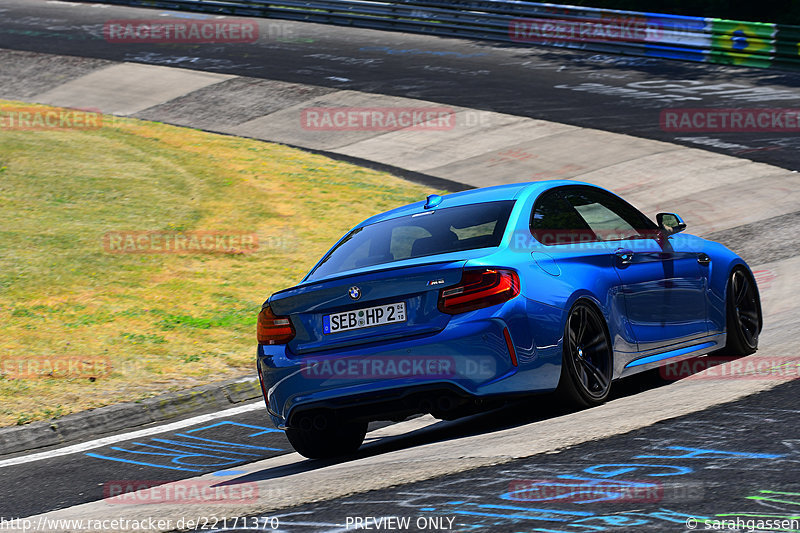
[1,0,799,172]
[219,378,800,532]
[0,407,291,519]
[0,375,666,519]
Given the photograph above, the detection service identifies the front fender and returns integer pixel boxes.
[701,239,753,333]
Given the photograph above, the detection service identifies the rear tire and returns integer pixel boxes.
[716,267,762,356]
[556,300,614,408]
[285,419,367,459]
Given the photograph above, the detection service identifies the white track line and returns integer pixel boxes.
[0,401,265,468]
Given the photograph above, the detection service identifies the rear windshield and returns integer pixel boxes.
[306,200,515,281]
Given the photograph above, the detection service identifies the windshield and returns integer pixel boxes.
[306,200,516,281]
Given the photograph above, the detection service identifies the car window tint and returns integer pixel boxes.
[390,225,431,259]
[307,200,515,281]
[562,187,655,241]
[334,233,373,271]
[530,190,597,245]
[451,220,496,241]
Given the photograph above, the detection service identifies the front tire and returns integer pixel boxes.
[717,267,762,356]
[285,419,367,459]
[556,300,613,407]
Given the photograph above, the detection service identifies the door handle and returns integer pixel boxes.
[615,249,634,265]
[697,253,711,266]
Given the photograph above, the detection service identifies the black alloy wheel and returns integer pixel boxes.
[717,268,762,356]
[558,301,614,407]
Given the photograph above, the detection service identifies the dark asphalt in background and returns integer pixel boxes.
[206,377,800,533]
[1,0,799,171]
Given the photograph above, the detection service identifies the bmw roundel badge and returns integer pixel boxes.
[348,286,361,300]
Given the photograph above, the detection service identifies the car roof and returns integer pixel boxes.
[356,179,595,227]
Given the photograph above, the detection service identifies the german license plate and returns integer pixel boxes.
[323,302,406,334]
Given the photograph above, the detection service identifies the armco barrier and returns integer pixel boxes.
[776,24,800,69]
[82,0,800,70]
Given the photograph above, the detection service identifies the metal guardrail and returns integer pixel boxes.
[86,0,800,70]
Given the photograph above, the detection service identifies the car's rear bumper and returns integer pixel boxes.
[257,303,563,429]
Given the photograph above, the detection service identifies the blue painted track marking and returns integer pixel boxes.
[635,446,784,460]
[85,419,283,470]
[183,420,281,436]
[84,453,202,472]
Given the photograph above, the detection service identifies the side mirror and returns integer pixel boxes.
[656,213,687,236]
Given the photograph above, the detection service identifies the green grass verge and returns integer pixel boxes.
[0,100,443,427]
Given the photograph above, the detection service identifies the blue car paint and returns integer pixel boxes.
[259,296,565,427]
[257,180,753,429]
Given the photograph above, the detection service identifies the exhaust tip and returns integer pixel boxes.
[313,414,329,431]
[298,416,313,431]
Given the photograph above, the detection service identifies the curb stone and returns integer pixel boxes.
[0,375,262,457]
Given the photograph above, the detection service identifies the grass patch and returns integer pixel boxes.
[0,100,443,427]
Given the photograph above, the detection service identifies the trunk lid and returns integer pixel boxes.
[270,259,468,355]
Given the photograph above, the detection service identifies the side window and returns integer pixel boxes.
[562,187,654,241]
[530,190,597,245]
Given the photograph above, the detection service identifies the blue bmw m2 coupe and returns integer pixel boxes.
[257,180,762,458]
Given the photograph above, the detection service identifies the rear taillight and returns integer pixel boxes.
[257,305,295,345]
[438,269,520,314]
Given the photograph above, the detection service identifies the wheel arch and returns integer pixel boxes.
[557,295,615,406]
[563,290,622,374]
[723,262,763,335]
[713,257,760,335]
